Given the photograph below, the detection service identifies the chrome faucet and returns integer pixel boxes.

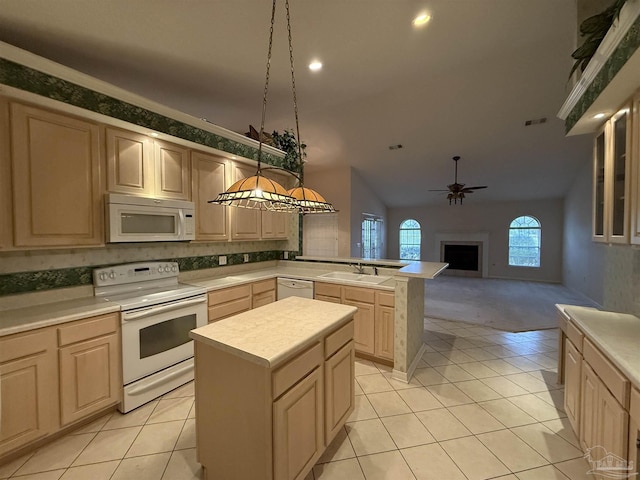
[350,262,365,274]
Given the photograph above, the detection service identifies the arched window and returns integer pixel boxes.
[399,219,421,260]
[508,215,541,267]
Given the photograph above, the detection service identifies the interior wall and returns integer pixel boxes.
[304,166,352,257]
[388,198,564,282]
[350,168,388,258]
[563,155,605,305]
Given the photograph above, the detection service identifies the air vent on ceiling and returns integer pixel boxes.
[388,144,403,150]
[524,117,547,126]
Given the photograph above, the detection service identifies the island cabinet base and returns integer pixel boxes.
[192,311,355,480]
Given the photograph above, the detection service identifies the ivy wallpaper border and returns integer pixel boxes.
[0,58,287,168]
[566,15,640,133]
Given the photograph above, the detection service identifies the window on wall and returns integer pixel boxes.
[508,215,541,267]
[399,219,421,260]
[362,214,383,259]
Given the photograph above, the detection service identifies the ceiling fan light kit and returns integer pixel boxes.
[209,0,335,214]
[429,156,488,205]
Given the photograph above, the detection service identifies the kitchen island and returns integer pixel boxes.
[189,296,357,480]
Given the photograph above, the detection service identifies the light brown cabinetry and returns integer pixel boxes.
[191,150,229,241]
[106,129,190,200]
[261,169,291,240]
[230,164,261,240]
[631,92,640,245]
[593,104,632,243]
[0,328,59,457]
[194,317,355,480]
[628,388,640,477]
[315,282,394,363]
[252,278,277,308]
[0,99,12,250]
[207,284,252,322]
[57,313,121,426]
[564,337,582,436]
[10,103,103,248]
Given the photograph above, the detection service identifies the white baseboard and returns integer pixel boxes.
[391,343,426,383]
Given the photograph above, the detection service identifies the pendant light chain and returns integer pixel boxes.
[257,0,278,170]
[285,0,304,180]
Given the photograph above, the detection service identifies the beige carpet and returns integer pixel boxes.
[424,276,598,332]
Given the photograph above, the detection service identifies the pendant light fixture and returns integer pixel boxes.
[209,0,336,214]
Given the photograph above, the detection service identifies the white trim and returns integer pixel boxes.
[391,343,426,383]
[0,41,285,158]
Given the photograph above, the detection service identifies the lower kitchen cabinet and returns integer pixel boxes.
[0,328,59,457]
[324,340,355,445]
[207,284,252,322]
[58,313,121,426]
[344,297,375,355]
[0,313,122,460]
[374,292,395,362]
[564,337,582,435]
[252,278,277,308]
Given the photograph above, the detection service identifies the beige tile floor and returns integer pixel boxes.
[0,318,595,480]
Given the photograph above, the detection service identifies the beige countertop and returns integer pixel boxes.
[190,297,357,368]
[293,256,448,279]
[0,297,120,336]
[562,305,640,389]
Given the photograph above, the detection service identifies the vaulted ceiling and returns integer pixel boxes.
[0,0,593,207]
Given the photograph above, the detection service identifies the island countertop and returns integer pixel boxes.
[189,297,357,368]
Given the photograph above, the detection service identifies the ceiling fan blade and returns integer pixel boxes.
[466,186,488,190]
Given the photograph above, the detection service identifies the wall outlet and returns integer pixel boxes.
[218,255,227,266]
[243,254,250,263]
[283,251,289,260]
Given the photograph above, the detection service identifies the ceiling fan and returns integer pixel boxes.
[429,156,488,205]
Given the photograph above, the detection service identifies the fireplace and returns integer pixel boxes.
[440,241,482,277]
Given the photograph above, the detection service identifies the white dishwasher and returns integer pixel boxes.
[277,278,314,300]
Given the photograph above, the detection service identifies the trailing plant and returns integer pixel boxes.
[271,129,306,173]
[570,0,628,78]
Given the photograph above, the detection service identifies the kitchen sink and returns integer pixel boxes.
[318,271,391,285]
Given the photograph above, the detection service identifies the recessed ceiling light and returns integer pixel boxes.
[412,13,431,27]
[149,132,159,137]
[309,61,322,71]
[593,113,606,119]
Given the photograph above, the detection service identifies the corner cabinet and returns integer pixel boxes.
[10,103,104,248]
[593,104,632,243]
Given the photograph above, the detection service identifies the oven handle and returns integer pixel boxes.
[122,296,206,321]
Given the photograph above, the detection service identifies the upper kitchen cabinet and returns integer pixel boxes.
[0,99,12,250]
[10,103,104,248]
[631,92,640,245]
[261,168,292,240]
[229,163,261,241]
[592,105,632,244]
[106,128,191,201]
[191,150,229,241]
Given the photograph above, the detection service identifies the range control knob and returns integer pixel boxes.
[99,272,108,281]
[158,266,164,273]
[171,265,178,272]
[108,271,116,280]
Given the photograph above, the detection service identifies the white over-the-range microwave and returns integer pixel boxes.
[106,193,195,242]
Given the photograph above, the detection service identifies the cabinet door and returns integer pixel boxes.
[59,334,120,426]
[593,127,607,242]
[598,382,629,460]
[344,300,375,355]
[0,99,11,250]
[106,128,154,196]
[154,139,191,200]
[261,170,291,239]
[564,338,582,436]
[607,108,631,243]
[273,366,324,480]
[191,151,229,241]
[631,93,640,245]
[10,103,103,247]
[374,305,395,361]
[581,362,600,451]
[324,341,354,445]
[0,329,58,456]
[230,164,261,240]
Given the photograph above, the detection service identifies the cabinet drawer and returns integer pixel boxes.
[325,321,354,359]
[57,313,119,347]
[583,338,630,408]
[376,291,395,307]
[315,295,341,304]
[252,278,275,295]
[343,286,375,304]
[252,290,275,309]
[566,320,584,353]
[208,297,251,322]
[315,282,341,298]
[208,284,251,306]
[0,327,56,363]
[272,342,323,399]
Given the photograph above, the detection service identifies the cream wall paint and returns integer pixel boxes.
[350,169,388,258]
[388,199,564,282]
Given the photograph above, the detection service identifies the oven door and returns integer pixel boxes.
[121,295,207,385]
